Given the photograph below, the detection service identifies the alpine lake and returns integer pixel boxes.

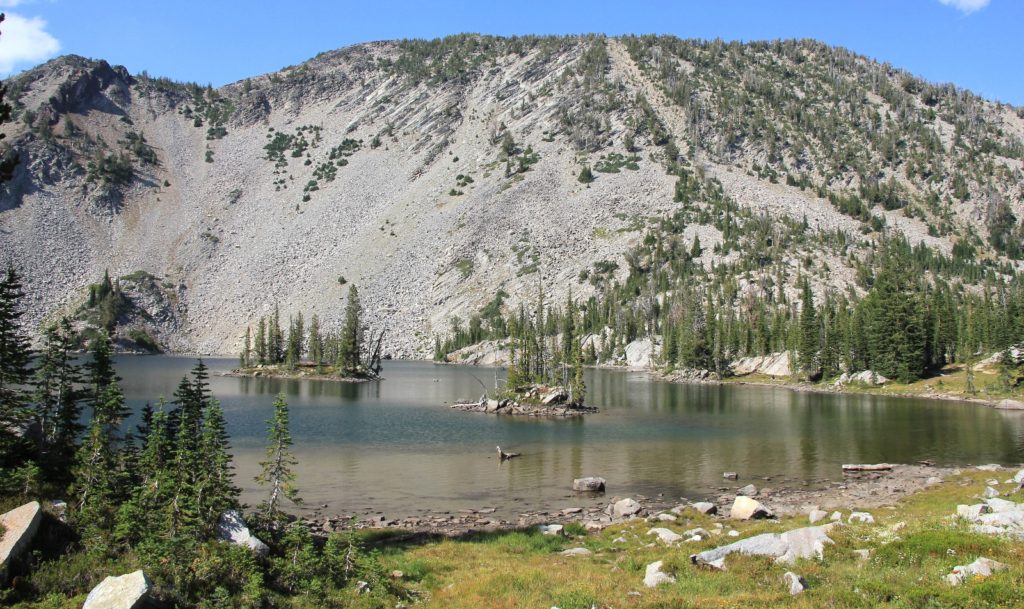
[115,356,1024,520]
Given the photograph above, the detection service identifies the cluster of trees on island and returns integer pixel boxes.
[0,268,403,607]
[238,285,385,379]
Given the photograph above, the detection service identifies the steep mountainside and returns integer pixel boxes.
[0,35,1021,357]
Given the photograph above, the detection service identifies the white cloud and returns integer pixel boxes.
[0,12,60,74]
[938,0,992,14]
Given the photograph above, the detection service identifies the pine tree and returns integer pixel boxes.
[798,279,820,378]
[269,305,283,365]
[197,398,239,529]
[569,336,586,406]
[338,286,363,375]
[255,317,267,365]
[0,266,32,470]
[32,318,83,483]
[257,393,301,521]
[240,326,252,368]
[308,314,323,369]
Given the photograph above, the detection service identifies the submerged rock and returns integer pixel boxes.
[736,484,758,497]
[83,570,151,609]
[572,477,606,492]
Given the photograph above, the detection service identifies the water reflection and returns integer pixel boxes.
[113,356,1023,518]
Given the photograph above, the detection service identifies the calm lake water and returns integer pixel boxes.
[115,356,1024,518]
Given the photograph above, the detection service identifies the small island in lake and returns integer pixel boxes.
[231,285,385,382]
[452,383,598,416]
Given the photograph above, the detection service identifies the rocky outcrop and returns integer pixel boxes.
[945,557,1007,586]
[691,523,838,569]
[729,352,791,378]
[834,371,889,386]
[0,501,43,583]
[82,570,151,609]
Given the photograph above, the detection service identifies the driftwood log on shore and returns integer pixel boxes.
[842,463,894,473]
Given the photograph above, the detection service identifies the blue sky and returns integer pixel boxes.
[1,0,1022,105]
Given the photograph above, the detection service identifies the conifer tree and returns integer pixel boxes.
[0,266,32,470]
[32,318,84,479]
[308,314,323,369]
[798,279,820,378]
[338,286,363,374]
[269,305,283,365]
[197,398,239,528]
[255,317,267,365]
[257,393,300,521]
[240,326,252,368]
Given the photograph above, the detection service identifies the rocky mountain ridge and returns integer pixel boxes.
[0,35,1021,357]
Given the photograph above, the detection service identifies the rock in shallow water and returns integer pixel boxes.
[572,476,606,492]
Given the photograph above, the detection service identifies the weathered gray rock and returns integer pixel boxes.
[559,547,592,557]
[847,511,875,524]
[736,484,758,497]
[829,511,843,522]
[956,504,992,520]
[853,549,872,561]
[655,513,677,522]
[783,571,807,595]
[572,476,606,492]
[723,472,739,480]
[0,501,43,583]
[609,498,642,519]
[643,561,676,587]
[691,501,717,515]
[541,388,568,405]
[926,476,944,485]
[83,570,151,609]
[729,496,774,520]
[1014,469,1024,484]
[683,527,710,541]
[808,509,828,524]
[691,524,837,568]
[537,524,564,536]
[945,557,1007,586]
[216,510,269,556]
[976,464,1003,472]
[647,528,683,544]
[983,486,1000,499]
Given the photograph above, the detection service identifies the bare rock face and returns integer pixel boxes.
[83,570,151,609]
[572,477,606,492]
[730,496,774,520]
[0,501,43,583]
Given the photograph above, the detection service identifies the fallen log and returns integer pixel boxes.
[497,446,520,461]
[842,463,894,473]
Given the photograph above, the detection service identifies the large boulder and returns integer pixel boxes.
[572,477,606,492]
[624,339,656,369]
[996,399,1024,411]
[783,571,808,595]
[83,570,151,609]
[730,496,774,520]
[692,501,718,515]
[691,524,838,569]
[216,511,269,556]
[0,501,43,583]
